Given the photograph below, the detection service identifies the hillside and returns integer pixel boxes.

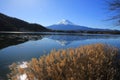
[47,19,108,31]
[0,13,49,32]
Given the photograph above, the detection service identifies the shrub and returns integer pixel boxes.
[8,43,120,80]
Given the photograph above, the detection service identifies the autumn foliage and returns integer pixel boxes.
[8,44,120,80]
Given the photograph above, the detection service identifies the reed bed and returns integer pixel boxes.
[8,43,120,80]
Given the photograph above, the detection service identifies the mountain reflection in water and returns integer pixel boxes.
[1,34,120,49]
[0,34,45,49]
[45,34,120,46]
[0,33,120,80]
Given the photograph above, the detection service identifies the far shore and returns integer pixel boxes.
[1,30,120,35]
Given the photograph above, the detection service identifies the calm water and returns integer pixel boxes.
[0,33,120,79]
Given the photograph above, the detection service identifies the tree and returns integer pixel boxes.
[107,0,120,26]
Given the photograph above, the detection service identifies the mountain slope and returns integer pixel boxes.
[48,24,94,31]
[0,13,49,31]
[47,19,106,31]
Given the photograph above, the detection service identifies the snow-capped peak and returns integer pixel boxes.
[57,19,74,25]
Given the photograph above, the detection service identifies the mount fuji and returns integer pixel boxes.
[47,19,107,31]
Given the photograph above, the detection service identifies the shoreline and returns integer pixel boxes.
[0,31,120,35]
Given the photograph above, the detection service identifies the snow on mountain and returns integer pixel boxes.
[47,19,104,31]
[57,19,74,25]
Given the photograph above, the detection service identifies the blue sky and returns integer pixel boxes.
[0,0,119,29]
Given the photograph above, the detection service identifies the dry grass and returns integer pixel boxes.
[8,43,120,80]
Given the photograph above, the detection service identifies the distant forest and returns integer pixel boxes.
[0,13,120,34]
[0,13,49,32]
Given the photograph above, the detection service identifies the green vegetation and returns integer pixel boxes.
[0,13,120,34]
[8,44,120,80]
[0,13,49,31]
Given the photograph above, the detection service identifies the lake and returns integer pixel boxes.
[0,33,120,79]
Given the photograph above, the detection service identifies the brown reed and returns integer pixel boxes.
[8,43,120,80]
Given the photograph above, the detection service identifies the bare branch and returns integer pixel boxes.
[107,0,120,26]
